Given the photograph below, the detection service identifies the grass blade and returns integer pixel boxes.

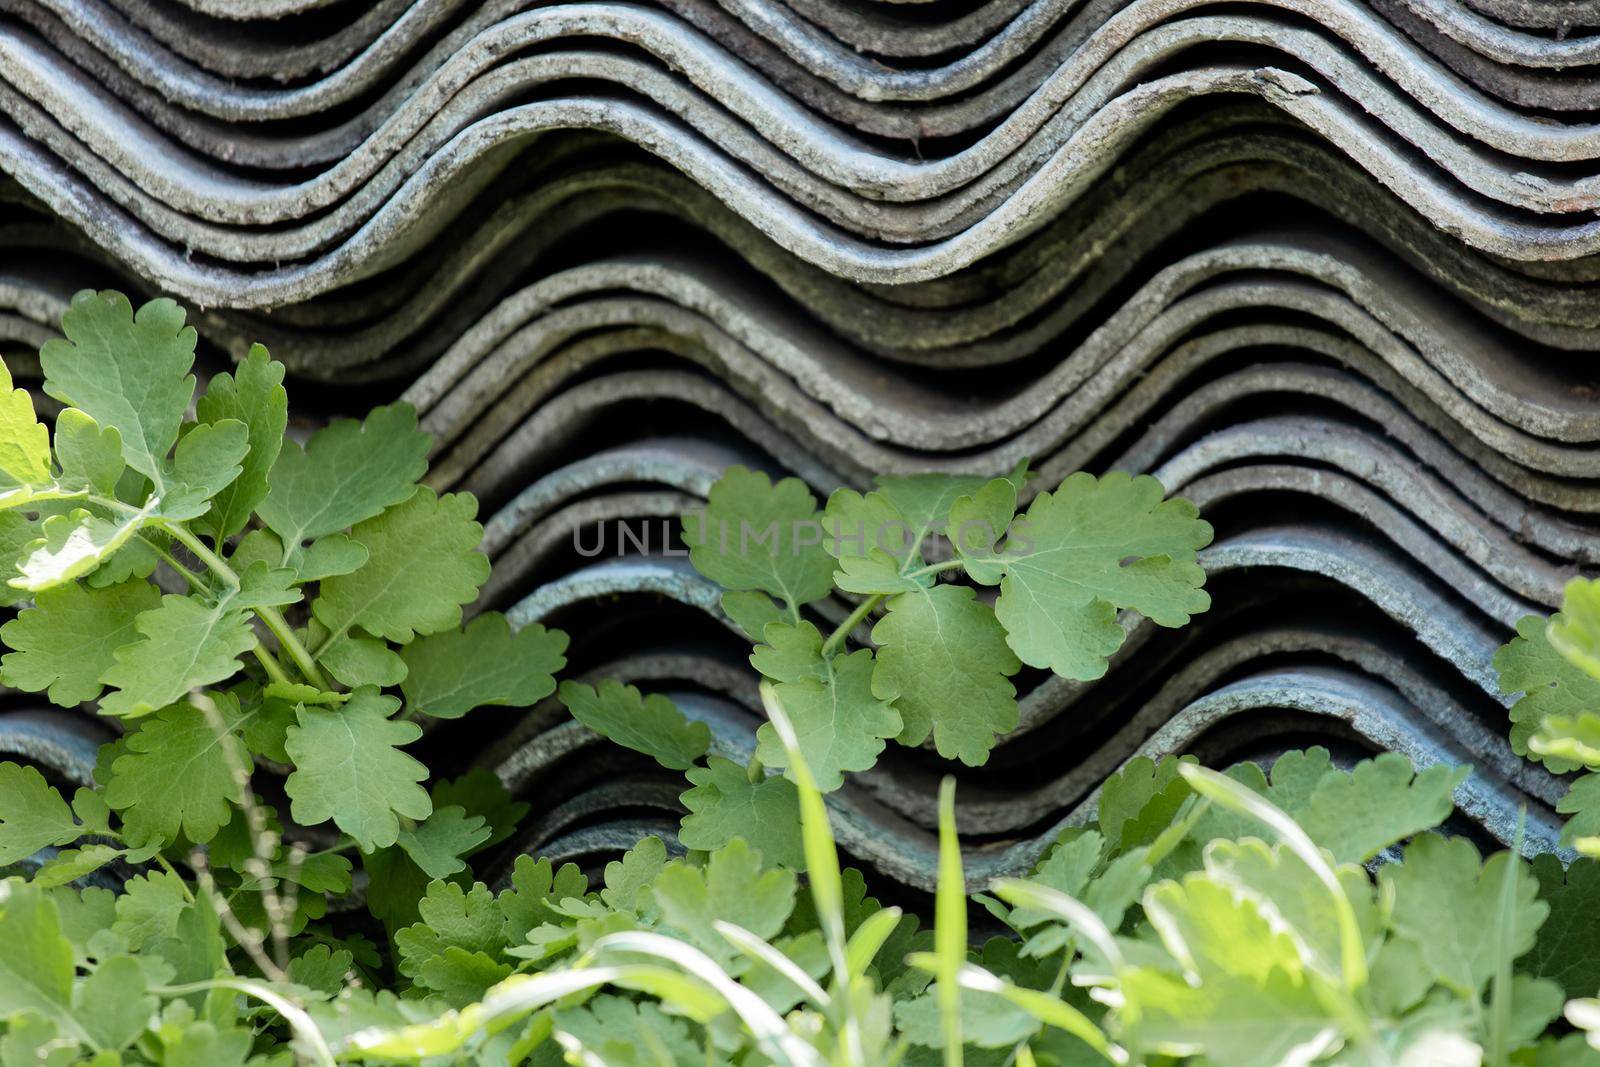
[845,906,903,976]
[990,879,1125,976]
[1176,763,1367,991]
[1486,808,1529,1067]
[716,919,831,1008]
[936,776,965,1067]
[596,930,824,1067]
[955,964,1125,1065]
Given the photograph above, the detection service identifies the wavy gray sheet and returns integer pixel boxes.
[0,0,1596,894]
[12,0,1600,134]
[12,7,1600,203]
[8,2,1600,297]
[6,75,1600,289]
[9,125,1600,346]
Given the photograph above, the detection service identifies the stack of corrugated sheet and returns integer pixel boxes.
[1,0,1597,890]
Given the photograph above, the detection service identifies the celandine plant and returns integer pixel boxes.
[0,291,1596,1067]
[560,461,1213,865]
[0,292,569,1062]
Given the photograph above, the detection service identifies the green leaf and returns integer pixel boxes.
[0,764,85,865]
[76,955,155,1052]
[52,409,123,495]
[279,848,354,897]
[600,836,667,914]
[682,466,832,614]
[307,619,406,688]
[1549,578,1600,682]
[39,292,196,484]
[1203,838,1377,984]
[104,696,248,846]
[1531,711,1600,768]
[1382,834,1548,997]
[1529,855,1600,999]
[498,854,590,945]
[312,488,489,647]
[401,613,567,719]
[289,944,355,996]
[1367,938,1433,1015]
[234,559,302,609]
[47,885,115,967]
[1292,753,1466,864]
[1097,755,1195,851]
[31,844,128,888]
[1510,976,1567,1047]
[157,418,250,521]
[395,881,506,988]
[0,1012,80,1066]
[897,944,1050,1050]
[1004,830,1101,935]
[947,478,1020,584]
[110,871,189,951]
[1495,614,1600,773]
[971,472,1211,680]
[194,345,286,538]
[0,580,160,706]
[558,679,710,771]
[750,621,900,790]
[678,757,803,868]
[363,846,432,932]
[284,687,431,851]
[553,995,703,1067]
[68,789,110,836]
[0,358,49,487]
[821,485,931,595]
[1145,873,1307,982]
[258,402,430,553]
[98,589,256,718]
[720,590,786,641]
[872,583,1019,764]
[1118,966,1338,1067]
[1558,773,1600,852]
[1248,748,1337,813]
[416,949,514,1008]
[431,770,527,852]
[233,528,367,583]
[646,839,796,971]
[234,690,297,764]
[83,533,158,590]
[857,473,992,572]
[0,881,82,1043]
[1520,1035,1600,1067]
[397,806,491,880]
[159,1021,254,1067]
[10,502,160,593]
[0,512,40,608]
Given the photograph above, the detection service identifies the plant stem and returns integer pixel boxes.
[164,524,332,691]
[255,607,330,690]
[150,852,196,903]
[144,536,207,593]
[902,558,969,582]
[819,559,970,658]
[251,646,294,686]
[144,534,296,686]
[820,595,884,657]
